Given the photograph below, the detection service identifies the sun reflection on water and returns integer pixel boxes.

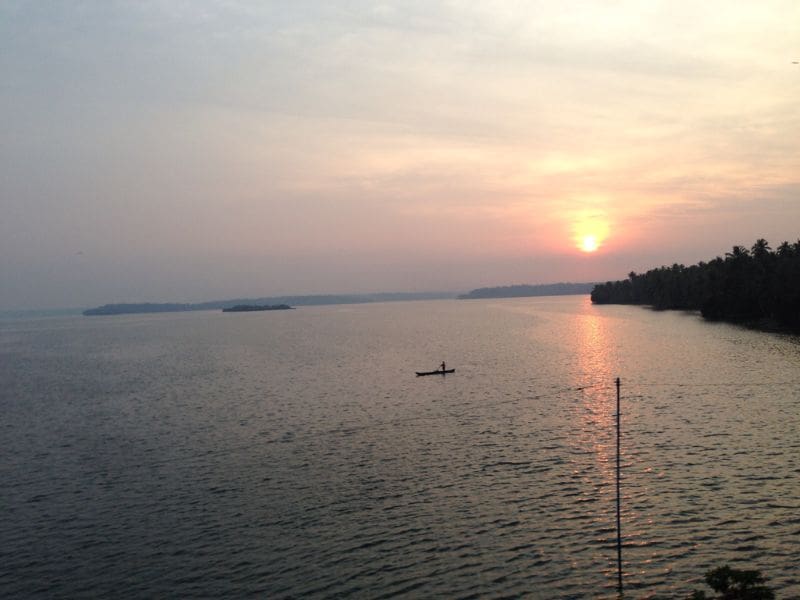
[574,312,617,478]
[567,306,624,585]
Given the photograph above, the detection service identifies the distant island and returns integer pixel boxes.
[82,291,457,316]
[459,282,595,300]
[591,238,800,331]
[222,304,293,312]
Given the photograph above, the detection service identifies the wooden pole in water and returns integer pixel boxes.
[615,376,623,595]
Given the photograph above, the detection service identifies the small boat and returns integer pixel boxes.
[416,368,455,376]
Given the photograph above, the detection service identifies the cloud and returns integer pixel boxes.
[2,1,799,308]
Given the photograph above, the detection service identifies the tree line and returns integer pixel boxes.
[591,238,800,330]
[459,282,594,299]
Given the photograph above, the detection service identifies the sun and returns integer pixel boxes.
[571,209,610,253]
[581,235,599,253]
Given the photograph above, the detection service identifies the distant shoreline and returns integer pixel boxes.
[458,282,595,300]
[78,283,596,317]
[20,282,599,318]
[81,292,457,316]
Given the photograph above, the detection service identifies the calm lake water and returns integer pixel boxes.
[2,296,799,598]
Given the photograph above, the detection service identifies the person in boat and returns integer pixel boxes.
[441,361,446,372]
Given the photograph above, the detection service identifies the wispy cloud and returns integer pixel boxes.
[1,1,799,307]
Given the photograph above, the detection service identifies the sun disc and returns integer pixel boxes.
[581,235,599,252]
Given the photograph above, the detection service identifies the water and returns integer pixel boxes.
[2,296,799,598]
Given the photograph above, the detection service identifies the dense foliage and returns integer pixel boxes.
[688,565,775,599]
[591,239,800,330]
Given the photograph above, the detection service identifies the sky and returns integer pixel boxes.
[1,1,799,309]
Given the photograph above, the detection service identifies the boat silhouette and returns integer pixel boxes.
[416,368,455,376]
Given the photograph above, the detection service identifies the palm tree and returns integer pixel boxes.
[726,245,750,260]
[751,238,771,259]
[776,241,792,258]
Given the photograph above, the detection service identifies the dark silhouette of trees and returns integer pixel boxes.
[688,565,775,599]
[459,282,594,299]
[591,238,800,330]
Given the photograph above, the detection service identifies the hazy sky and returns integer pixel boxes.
[2,1,799,309]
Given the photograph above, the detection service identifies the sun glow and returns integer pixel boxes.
[572,210,611,253]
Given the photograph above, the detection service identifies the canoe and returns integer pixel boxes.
[416,369,455,376]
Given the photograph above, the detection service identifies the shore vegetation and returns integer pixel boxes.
[591,238,800,331]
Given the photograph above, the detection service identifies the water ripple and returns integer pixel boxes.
[2,299,800,597]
